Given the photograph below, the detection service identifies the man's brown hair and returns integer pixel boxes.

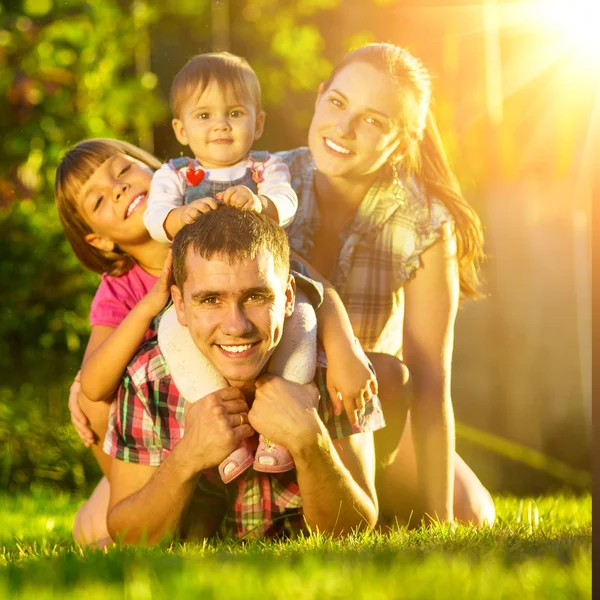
[171,206,290,290]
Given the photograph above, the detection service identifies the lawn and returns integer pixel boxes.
[0,490,591,599]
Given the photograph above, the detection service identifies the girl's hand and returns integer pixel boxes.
[142,249,173,317]
[69,371,95,447]
[326,339,378,426]
[217,186,262,212]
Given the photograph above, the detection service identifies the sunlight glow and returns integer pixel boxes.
[536,0,600,69]
[509,0,600,71]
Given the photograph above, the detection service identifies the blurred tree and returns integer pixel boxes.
[0,0,166,366]
[0,0,166,491]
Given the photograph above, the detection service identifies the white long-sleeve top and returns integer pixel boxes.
[143,154,298,243]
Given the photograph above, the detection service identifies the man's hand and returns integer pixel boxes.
[249,375,320,456]
[181,387,255,476]
[217,186,263,212]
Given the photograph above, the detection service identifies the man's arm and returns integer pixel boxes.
[250,375,378,535]
[107,443,201,545]
[107,387,253,545]
[295,427,378,534]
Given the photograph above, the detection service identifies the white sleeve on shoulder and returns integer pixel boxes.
[256,154,298,227]
[143,163,186,243]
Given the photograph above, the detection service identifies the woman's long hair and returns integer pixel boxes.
[324,44,485,300]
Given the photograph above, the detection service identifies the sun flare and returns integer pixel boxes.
[533,0,600,69]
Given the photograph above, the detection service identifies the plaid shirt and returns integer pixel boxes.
[104,338,385,540]
[278,148,453,357]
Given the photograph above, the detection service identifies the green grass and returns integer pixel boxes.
[0,490,591,599]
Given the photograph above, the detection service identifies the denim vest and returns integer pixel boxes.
[169,151,269,204]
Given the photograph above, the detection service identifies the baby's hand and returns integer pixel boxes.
[217,185,263,212]
[181,197,219,226]
[326,339,378,426]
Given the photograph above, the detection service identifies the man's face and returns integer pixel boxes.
[172,248,295,388]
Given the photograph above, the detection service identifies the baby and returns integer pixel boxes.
[144,52,314,484]
[144,52,296,242]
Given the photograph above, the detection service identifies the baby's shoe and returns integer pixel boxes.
[253,435,295,473]
[219,438,254,484]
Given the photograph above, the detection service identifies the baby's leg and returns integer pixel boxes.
[255,290,318,473]
[268,288,317,384]
[157,303,252,483]
[158,304,227,400]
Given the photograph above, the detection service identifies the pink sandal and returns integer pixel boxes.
[253,435,295,473]
[219,438,254,484]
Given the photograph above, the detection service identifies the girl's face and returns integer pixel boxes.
[172,80,265,169]
[78,153,154,253]
[308,61,404,180]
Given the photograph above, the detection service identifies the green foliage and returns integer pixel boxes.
[230,0,340,148]
[0,0,167,492]
[0,199,100,492]
[0,381,99,494]
[0,493,592,599]
[0,199,99,490]
[0,200,96,363]
[0,0,166,352]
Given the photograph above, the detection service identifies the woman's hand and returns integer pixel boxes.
[68,370,95,447]
[326,339,378,425]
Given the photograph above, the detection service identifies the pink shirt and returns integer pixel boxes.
[90,263,158,340]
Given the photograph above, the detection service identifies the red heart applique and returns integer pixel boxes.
[186,167,205,186]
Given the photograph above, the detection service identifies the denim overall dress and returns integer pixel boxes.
[169,151,270,204]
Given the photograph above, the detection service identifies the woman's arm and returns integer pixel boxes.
[80,253,172,402]
[402,223,459,524]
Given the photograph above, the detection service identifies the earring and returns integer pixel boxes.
[391,161,404,203]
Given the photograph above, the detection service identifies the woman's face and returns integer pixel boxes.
[308,61,404,180]
[78,153,154,253]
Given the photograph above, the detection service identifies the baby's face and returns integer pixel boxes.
[172,81,265,169]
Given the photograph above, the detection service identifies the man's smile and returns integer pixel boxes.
[216,342,260,357]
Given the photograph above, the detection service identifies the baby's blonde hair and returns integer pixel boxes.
[55,138,161,276]
[170,51,262,118]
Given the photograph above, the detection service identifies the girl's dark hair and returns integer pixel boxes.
[55,138,161,276]
[324,43,485,299]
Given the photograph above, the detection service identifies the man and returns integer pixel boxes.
[104,207,385,544]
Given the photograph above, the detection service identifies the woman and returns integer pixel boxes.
[278,43,494,526]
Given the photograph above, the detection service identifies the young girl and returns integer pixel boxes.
[56,138,378,546]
